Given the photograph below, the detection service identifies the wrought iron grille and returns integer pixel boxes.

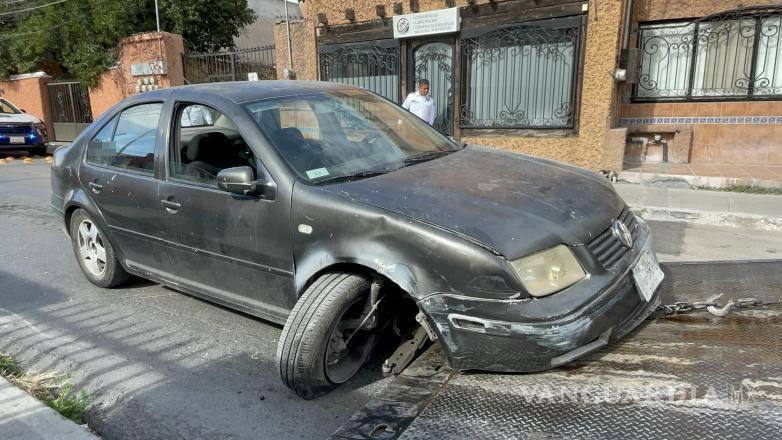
[459,16,583,129]
[318,40,400,103]
[413,42,454,133]
[46,82,93,124]
[183,45,276,84]
[635,6,782,100]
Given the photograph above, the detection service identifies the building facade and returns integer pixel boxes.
[275,0,782,175]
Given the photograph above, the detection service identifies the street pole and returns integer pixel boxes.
[154,0,161,32]
[284,0,292,70]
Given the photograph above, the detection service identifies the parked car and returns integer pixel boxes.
[50,81,664,399]
[0,97,48,155]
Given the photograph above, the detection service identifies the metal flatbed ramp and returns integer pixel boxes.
[331,261,782,440]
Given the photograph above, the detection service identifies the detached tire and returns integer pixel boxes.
[277,273,374,399]
[69,209,129,288]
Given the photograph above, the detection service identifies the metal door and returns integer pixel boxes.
[409,40,454,134]
[47,81,93,142]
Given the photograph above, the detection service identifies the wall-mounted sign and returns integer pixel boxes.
[393,7,460,39]
[130,60,168,76]
[247,72,259,81]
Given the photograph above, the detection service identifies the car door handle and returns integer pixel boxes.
[160,199,181,213]
[88,182,103,194]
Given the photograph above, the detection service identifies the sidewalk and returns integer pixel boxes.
[615,182,782,231]
[0,376,98,440]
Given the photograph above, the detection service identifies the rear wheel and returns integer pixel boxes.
[69,209,129,288]
[277,273,377,399]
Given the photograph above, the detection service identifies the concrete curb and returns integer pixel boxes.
[631,205,782,232]
[0,376,99,440]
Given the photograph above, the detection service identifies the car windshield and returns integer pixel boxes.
[0,99,21,114]
[243,89,459,184]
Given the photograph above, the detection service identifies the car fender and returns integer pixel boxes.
[293,250,418,298]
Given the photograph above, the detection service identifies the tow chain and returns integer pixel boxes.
[652,294,781,318]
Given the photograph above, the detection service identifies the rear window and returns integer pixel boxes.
[86,103,163,174]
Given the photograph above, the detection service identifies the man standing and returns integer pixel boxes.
[402,79,436,126]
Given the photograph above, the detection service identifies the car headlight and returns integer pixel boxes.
[509,245,586,297]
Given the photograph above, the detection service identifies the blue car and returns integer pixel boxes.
[0,98,48,155]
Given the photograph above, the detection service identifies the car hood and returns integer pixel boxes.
[0,113,40,124]
[321,146,624,258]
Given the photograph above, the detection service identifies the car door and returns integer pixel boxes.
[79,101,170,272]
[158,101,295,322]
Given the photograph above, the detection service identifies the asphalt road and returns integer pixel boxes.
[2,158,782,439]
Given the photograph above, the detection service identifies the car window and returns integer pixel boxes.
[86,103,162,174]
[280,101,321,140]
[0,99,20,114]
[170,103,257,186]
[243,89,457,183]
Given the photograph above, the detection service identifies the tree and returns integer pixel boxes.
[0,0,256,84]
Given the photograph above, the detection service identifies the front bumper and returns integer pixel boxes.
[420,220,662,372]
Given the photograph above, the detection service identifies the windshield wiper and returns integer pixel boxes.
[403,149,458,166]
[314,169,395,185]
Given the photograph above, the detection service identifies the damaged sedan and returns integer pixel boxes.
[50,81,664,399]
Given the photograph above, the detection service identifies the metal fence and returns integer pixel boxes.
[183,45,277,84]
[318,40,401,103]
[459,16,584,129]
[635,6,782,101]
[47,81,93,124]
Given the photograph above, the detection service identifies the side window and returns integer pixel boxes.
[86,103,162,173]
[170,103,256,186]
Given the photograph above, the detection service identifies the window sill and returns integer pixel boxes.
[459,128,578,138]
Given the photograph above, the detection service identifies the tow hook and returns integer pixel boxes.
[382,311,437,376]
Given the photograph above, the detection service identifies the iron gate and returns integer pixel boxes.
[183,45,277,84]
[47,81,93,142]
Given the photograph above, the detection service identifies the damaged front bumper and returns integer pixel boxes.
[419,224,662,372]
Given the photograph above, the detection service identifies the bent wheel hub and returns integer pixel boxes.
[77,219,107,277]
[324,295,376,384]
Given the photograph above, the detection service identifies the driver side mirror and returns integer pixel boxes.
[217,166,276,199]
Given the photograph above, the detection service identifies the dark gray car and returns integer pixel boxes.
[50,81,664,399]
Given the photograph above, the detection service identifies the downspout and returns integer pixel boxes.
[622,0,634,50]
[284,0,293,71]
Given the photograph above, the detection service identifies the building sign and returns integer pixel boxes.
[247,72,259,81]
[393,8,460,39]
[130,60,168,76]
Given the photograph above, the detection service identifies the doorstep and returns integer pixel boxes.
[619,162,782,190]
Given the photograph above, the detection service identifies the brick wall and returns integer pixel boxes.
[277,0,628,171]
[89,32,186,119]
[0,73,54,139]
[618,0,782,166]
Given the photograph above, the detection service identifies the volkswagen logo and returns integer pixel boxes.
[396,18,410,34]
[611,220,634,249]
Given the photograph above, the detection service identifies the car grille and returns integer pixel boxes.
[0,123,32,134]
[587,207,640,269]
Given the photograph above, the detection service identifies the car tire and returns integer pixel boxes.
[277,272,375,399]
[69,209,129,288]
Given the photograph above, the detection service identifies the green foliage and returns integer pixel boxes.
[39,382,92,423]
[0,352,92,424]
[0,353,21,376]
[0,0,256,84]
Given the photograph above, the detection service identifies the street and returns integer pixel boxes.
[2,158,782,439]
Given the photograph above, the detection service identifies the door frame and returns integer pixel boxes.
[400,35,459,137]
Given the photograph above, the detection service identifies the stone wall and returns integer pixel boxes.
[0,73,54,139]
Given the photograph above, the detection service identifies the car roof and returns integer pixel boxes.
[136,81,363,104]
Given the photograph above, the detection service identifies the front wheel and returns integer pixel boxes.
[69,209,129,288]
[277,273,377,399]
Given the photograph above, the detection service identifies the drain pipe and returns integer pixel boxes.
[622,0,634,50]
[284,0,293,71]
